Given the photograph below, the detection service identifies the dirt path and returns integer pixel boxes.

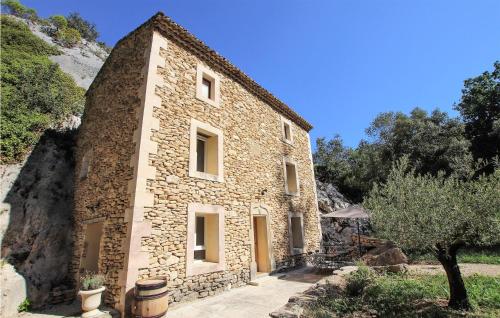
[408,263,500,277]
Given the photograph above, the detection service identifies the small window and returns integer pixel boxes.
[196,134,207,173]
[291,217,304,248]
[284,122,291,141]
[80,151,92,180]
[284,161,299,195]
[288,212,304,255]
[202,77,212,100]
[281,117,293,144]
[189,119,224,182]
[196,64,220,107]
[194,216,206,260]
[187,203,225,276]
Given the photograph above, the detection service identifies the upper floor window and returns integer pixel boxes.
[196,64,220,107]
[189,119,224,182]
[79,150,92,180]
[281,116,293,144]
[283,157,299,196]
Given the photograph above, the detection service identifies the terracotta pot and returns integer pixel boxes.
[78,286,105,318]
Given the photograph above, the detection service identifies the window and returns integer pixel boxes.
[281,116,293,144]
[288,212,304,255]
[283,158,299,196]
[196,64,220,107]
[187,203,225,276]
[79,151,92,179]
[80,221,103,273]
[189,119,224,182]
[201,78,212,99]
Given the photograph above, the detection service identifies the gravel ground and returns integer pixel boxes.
[408,263,500,277]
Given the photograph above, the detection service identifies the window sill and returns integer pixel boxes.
[291,247,304,255]
[196,95,220,108]
[282,138,294,146]
[190,171,224,183]
[190,260,224,276]
[285,191,300,197]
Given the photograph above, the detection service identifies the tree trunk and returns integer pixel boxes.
[436,244,471,311]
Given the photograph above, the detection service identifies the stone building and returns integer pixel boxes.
[73,12,321,315]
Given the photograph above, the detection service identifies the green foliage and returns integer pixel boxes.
[66,12,99,42]
[314,108,471,202]
[306,271,500,317]
[455,62,500,171]
[49,15,67,30]
[0,16,85,163]
[411,248,500,265]
[345,265,375,297]
[1,0,36,20]
[364,157,500,253]
[80,272,105,291]
[56,27,81,47]
[17,298,30,312]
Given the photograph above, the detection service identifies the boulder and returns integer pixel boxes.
[362,244,408,266]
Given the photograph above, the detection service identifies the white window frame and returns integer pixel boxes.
[196,64,220,107]
[283,157,300,196]
[281,116,293,145]
[189,118,224,183]
[288,212,305,255]
[186,203,225,276]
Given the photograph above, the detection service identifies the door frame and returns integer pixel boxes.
[249,203,275,280]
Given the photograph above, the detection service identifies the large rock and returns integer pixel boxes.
[1,130,77,308]
[362,244,408,266]
[316,180,350,214]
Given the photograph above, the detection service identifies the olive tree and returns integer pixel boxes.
[364,158,500,310]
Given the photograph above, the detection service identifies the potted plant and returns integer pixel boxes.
[78,272,106,318]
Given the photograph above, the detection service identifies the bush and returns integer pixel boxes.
[345,265,375,297]
[49,15,67,30]
[17,298,30,312]
[56,27,81,47]
[66,12,98,42]
[80,272,105,291]
[0,15,85,163]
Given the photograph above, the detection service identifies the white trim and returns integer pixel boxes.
[186,203,225,276]
[280,116,294,145]
[283,157,300,196]
[288,212,305,255]
[189,118,224,182]
[196,64,220,107]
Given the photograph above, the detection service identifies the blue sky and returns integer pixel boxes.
[23,0,500,148]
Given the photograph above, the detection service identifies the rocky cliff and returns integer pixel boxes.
[0,16,108,314]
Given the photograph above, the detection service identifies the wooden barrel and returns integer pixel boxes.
[133,278,168,318]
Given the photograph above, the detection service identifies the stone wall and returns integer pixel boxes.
[72,24,153,308]
[138,32,320,302]
[75,14,321,312]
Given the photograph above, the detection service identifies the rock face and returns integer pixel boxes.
[316,180,371,254]
[0,130,77,308]
[0,17,108,310]
[316,180,350,214]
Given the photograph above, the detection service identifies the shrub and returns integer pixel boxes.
[345,265,375,297]
[66,12,99,42]
[49,15,67,30]
[56,27,81,47]
[17,298,30,312]
[2,0,26,17]
[80,272,106,291]
[0,15,85,163]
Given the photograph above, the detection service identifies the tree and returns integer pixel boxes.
[66,12,99,42]
[455,61,500,171]
[314,108,472,202]
[364,158,500,310]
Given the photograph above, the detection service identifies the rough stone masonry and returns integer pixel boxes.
[73,12,321,315]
